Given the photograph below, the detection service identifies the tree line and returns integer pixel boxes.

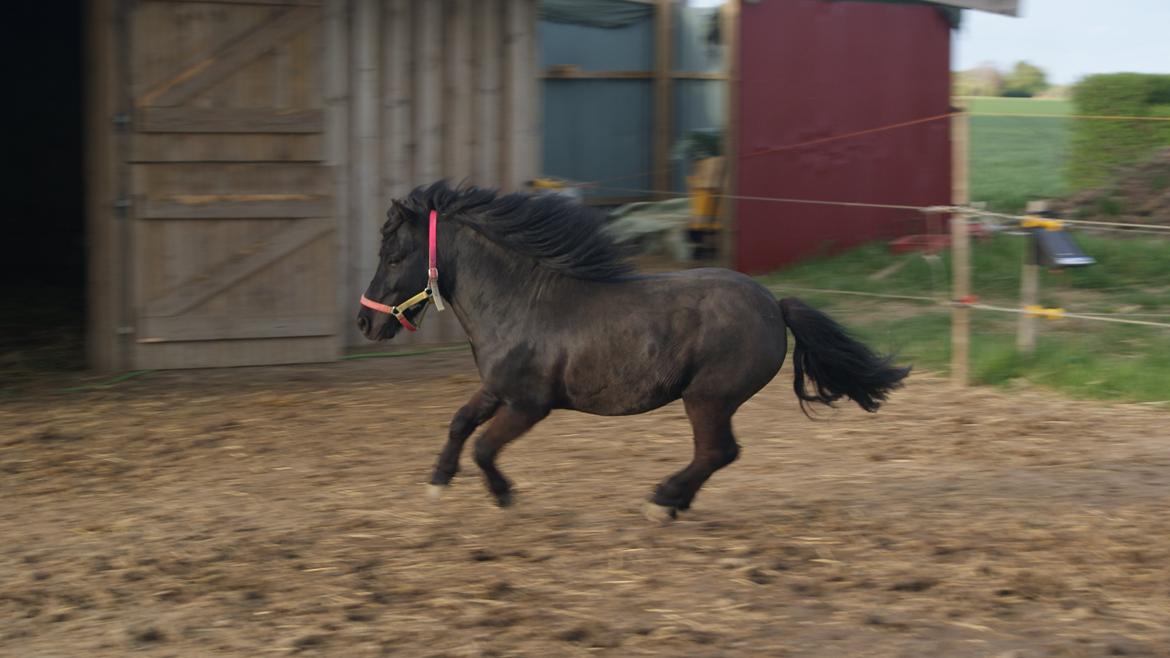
[954,61,1051,98]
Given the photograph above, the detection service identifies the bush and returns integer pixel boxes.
[1067,73,1170,188]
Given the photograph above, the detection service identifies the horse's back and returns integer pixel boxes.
[550,268,787,414]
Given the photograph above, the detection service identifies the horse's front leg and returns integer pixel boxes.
[428,389,499,499]
[472,404,547,507]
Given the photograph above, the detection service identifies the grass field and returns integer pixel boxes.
[761,231,1170,403]
[961,96,1074,213]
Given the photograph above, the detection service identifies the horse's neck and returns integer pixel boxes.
[445,235,557,346]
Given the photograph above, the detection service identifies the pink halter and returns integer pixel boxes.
[360,210,444,332]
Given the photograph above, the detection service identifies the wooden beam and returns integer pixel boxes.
[653,0,673,195]
[673,72,726,80]
[951,102,970,206]
[383,0,412,199]
[137,6,319,107]
[541,69,727,80]
[130,134,324,162]
[416,0,443,182]
[474,0,502,187]
[447,0,474,181]
[144,217,333,317]
[950,211,972,387]
[138,314,335,342]
[138,195,331,219]
[325,0,352,348]
[86,0,126,370]
[142,0,322,5]
[503,0,536,190]
[137,108,323,133]
[1017,236,1039,354]
[718,0,739,269]
[352,0,381,343]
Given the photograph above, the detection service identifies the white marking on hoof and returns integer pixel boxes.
[642,501,678,524]
[426,484,445,502]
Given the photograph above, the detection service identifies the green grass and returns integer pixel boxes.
[960,97,1073,212]
[761,233,1170,403]
[961,96,1073,116]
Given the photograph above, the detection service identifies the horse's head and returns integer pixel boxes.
[356,200,433,341]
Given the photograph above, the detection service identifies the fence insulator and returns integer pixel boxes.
[1024,305,1065,320]
[1021,216,1065,231]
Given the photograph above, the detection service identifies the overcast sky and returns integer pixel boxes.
[953,0,1170,85]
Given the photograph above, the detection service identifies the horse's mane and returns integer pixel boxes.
[395,181,634,281]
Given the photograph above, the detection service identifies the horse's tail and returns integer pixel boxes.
[778,297,910,415]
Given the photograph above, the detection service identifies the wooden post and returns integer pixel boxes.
[951,100,969,207]
[950,211,971,387]
[86,0,128,370]
[718,0,740,269]
[1018,235,1039,354]
[653,0,673,196]
[352,0,380,347]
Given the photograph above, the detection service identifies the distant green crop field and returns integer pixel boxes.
[960,96,1073,116]
[958,96,1073,212]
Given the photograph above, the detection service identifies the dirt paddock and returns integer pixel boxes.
[3,353,1170,657]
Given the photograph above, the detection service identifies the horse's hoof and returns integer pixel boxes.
[495,491,514,508]
[426,484,445,502]
[642,501,678,524]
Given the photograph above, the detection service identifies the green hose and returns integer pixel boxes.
[341,344,471,360]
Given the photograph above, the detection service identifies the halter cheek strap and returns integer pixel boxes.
[359,209,443,332]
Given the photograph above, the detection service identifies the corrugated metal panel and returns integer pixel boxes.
[542,80,653,191]
[539,18,653,71]
[734,0,952,274]
[539,4,725,196]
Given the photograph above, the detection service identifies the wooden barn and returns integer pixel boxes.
[730,0,1018,274]
[85,0,539,370]
[23,0,1019,371]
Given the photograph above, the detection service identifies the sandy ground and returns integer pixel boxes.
[3,353,1170,657]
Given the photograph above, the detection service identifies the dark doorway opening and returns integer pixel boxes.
[1,1,86,378]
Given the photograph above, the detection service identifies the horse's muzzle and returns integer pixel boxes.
[356,307,397,342]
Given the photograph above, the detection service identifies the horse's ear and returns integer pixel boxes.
[381,202,406,236]
[388,199,427,229]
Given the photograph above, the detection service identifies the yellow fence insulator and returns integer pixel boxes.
[1021,216,1065,231]
[1024,305,1065,320]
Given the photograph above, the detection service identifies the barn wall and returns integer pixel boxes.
[733,0,952,274]
[343,0,540,348]
[86,0,540,369]
[538,2,726,202]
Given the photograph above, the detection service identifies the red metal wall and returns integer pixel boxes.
[734,0,953,273]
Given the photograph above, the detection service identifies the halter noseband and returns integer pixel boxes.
[359,209,445,332]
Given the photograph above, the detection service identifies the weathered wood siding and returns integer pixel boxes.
[88,0,539,369]
[345,0,540,347]
[127,0,338,369]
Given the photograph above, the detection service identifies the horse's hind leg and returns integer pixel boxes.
[428,389,499,498]
[647,399,740,521]
[473,405,547,507]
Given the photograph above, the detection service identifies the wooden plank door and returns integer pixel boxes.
[126,0,338,368]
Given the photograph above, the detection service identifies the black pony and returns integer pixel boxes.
[357,182,909,521]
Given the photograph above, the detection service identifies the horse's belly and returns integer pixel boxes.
[560,360,686,416]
